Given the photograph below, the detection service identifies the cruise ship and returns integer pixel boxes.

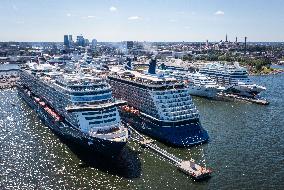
[17,63,128,156]
[186,72,225,98]
[108,59,209,147]
[199,62,266,97]
[160,67,224,98]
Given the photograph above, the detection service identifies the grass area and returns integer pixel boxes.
[260,66,274,74]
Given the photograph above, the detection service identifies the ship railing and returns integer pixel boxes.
[89,128,127,139]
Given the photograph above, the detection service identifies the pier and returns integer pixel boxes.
[216,92,269,105]
[127,124,212,180]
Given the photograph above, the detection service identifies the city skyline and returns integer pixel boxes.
[0,0,283,42]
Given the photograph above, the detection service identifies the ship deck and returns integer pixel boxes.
[66,100,127,112]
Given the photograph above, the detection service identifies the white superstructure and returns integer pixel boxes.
[200,62,266,97]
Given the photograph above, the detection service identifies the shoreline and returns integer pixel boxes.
[249,69,284,76]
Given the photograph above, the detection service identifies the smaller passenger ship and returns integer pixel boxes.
[200,62,266,97]
[186,72,225,98]
[158,63,224,98]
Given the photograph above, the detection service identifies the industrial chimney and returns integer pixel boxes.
[244,37,247,54]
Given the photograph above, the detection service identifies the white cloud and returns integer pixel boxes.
[12,4,18,11]
[81,15,96,19]
[109,6,117,12]
[177,11,185,15]
[66,13,72,17]
[16,20,25,24]
[215,10,225,15]
[169,19,177,23]
[128,16,141,20]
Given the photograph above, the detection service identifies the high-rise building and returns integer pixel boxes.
[225,34,228,42]
[84,39,89,46]
[76,35,85,47]
[92,39,97,49]
[68,35,73,42]
[64,35,69,47]
[126,41,134,50]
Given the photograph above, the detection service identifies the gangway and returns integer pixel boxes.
[126,123,212,180]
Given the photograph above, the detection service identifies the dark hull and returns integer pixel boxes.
[120,111,209,147]
[17,86,126,157]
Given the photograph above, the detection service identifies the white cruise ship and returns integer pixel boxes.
[186,72,225,98]
[17,63,128,156]
[158,64,224,98]
[200,62,266,97]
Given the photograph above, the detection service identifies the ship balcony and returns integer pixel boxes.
[66,99,127,112]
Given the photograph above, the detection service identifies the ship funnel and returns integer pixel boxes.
[160,63,166,70]
[148,58,157,74]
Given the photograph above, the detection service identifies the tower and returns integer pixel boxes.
[92,39,97,49]
[76,35,85,47]
[225,34,228,42]
[64,35,69,47]
[244,36,247,54]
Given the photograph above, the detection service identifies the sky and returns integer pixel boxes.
[0,0,283,42]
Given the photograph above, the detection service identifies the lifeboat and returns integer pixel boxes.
[44,106,62,121]
[124,106,130,112]
[39,101,46,106]
[133,110,140,115]
[34,97,40,102]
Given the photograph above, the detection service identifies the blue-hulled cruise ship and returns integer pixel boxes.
[108,59,209,147]
[17,63,128,156]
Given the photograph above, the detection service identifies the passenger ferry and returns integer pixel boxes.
[200,62,266,97]
[17,63,128,156]
[108,59,209,147]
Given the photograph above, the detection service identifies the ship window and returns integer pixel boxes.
[71,94,112,102]
[89,121,103,125]
[82,111,100,115]
[104,118,116,123]
[85,116,102,120]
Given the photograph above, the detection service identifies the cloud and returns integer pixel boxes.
[109,6,117,12]
[177,11,185,15]
[128,16,142,20]
[12,4,18,11]
[16,20,25,24]
[215,10,225,15]
[66,13,72,17]
[169,19,177,23]
[81,15,96,19]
